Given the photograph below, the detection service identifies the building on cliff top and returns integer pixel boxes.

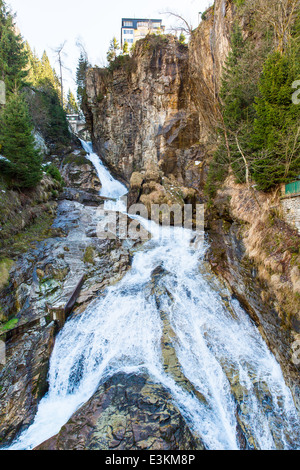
[121,18,165,48]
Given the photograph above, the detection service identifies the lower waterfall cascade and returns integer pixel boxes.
[7,142,300,451]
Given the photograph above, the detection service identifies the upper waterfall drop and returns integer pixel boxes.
[80,140,128,202]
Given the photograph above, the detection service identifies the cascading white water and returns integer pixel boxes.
[8,142,300,450]
[80,140,128,212]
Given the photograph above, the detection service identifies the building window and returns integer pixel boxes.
[123,29,134,35]
[137,21,150,28]
[152,22,161,29]
[123,21,133,27]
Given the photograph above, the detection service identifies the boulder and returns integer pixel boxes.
[35,373,204,451]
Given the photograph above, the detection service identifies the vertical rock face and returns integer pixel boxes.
[189,1,234,141]
[84,1,236,197]
[83,0,300,409]
[85,36,202,189]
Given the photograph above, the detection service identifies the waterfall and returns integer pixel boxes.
[80,140,128,212]
[8,142,300,450]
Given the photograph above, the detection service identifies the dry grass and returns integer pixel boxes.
[219,176,300,326]
[0,259,15,290]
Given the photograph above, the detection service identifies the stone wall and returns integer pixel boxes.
[281,195,300,233]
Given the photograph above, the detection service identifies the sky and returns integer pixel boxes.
[7,0,212,95]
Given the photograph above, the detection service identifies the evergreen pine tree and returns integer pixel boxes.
[179,32,186,44]
[0,91,42,188]
[220,23,248,130]
[66,88,79,114]
[38,51,60,92]
[251,51,300,190]
[0,0,28,93]
[24,42,41,87]
[107,37,120,65]
[76,51,89,110]
[123,41,130,54]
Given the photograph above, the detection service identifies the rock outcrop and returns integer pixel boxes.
[0,175,61,258]
[60,150,101,193]
[206,177,300,408]
[1,0,299,450]
[85,35,204,208]
[35,373,204,451]
[84,2,236,200]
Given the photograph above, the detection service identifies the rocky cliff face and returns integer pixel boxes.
[189,1,233,140]
[1,0,299,450]
[83,2,238,209]
[86,37,198,182]
[206,177,300,407]
[85,36,205,209]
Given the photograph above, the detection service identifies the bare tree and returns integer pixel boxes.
[246,0,299,53]
[160,10,194,37]
[53,41,69,106]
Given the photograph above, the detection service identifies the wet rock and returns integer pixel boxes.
[61,153,101,193]
[35,373,205,451]
[85,36,202,188]
[0,322,56,445]
[0,198,132,446]
[61,188,110,206]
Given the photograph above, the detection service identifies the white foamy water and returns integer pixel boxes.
[7,142,300,451]
[80,140,127,212]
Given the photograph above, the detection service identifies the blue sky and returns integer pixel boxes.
[7,0,211,94]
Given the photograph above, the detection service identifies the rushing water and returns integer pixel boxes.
[8,142,300,450]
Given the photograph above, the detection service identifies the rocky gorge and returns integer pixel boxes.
[83,0,300,410]
[0,0,299,451]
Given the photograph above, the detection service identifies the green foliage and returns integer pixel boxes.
[220,24,252,131]
[83,246,95,265]
[206,22,261,189]
[65,89,79,114]
[141,33,169,52]
[208,15,299,194]
[179,32,186,44]
[45,163,63,185]
[107,37,120,65]
[251,50,300,190]
[0,257,14,290]
[23,45,71,145]
[233,0,246,7]
[0,0,28,94]
[0,318,18,332]
[76,51,90,111]
[37,87,70,144]
[0,2,70,190]
[107,53,132,73]
[252,52,298,150]
[123,41,130,54]
[35,51,61,92]
[0,92,42,188]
